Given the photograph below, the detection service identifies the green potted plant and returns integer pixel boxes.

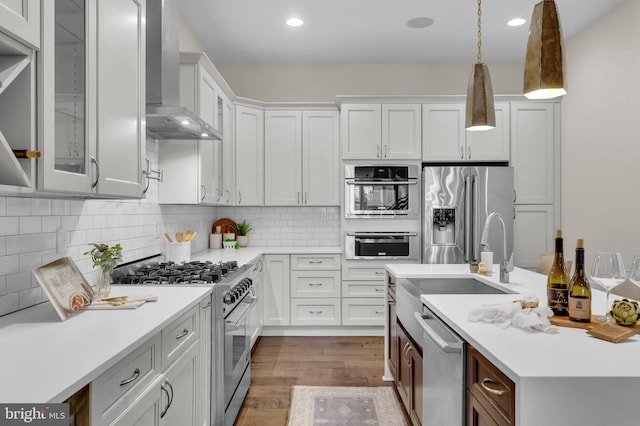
[234,220,252,247]
[84,242,123,298]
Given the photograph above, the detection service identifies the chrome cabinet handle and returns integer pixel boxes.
[374,288,384,292]
[226,190,231,203]
[309,310,323,314]
[175,328,189,340]
[90,156,100,189]
[481,378,506,396]
[385,145,390,158]
[258,259,264,272]
[202,300,212,309]
[468,146,471,159]
[376,145,381,158]
[200,185,206,201]
[304,191,308,204]
[297,192,300,204]
[375,310,384,315]
[308,283,323,287]
[216,188,223,202]
[119,368,140,386]
[160,379,174,418]
[460,146,464,159]
[238,191,242,204]
[374,271,384,275]
[308,260,323,264]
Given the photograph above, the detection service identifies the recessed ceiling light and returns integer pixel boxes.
[406,17,434,29]
[286,17,304,27]
[507,18,526,27]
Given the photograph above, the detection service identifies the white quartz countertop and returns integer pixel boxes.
[386,263,640,380]
[191,246,342,265]
[0,286,211,403]
[385,263,640,425]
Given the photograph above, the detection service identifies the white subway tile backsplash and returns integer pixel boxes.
[0,293,19,316]
[0,217,19,236]
[19,287,43,309]
[30,199,52,216]
[6,197,30,216]
[0,197,5,215]
[18,216,42,234]
[7,271,30,293]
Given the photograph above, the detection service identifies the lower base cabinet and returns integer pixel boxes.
[394,323,423,426]
[466,345,515,426]
[65,384,90,426]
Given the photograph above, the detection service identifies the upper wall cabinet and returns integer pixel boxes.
[340,103,421,160]
[0,0,40,48]
[159,52,231,205]
[264,108,339,206]
[422,103,509,162]
[0,30,36,195]
[235,104,264,206]
[38,0,145,198]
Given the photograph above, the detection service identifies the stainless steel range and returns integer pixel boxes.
[112,255,256,426]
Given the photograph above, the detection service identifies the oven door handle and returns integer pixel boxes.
[345,179,418,185]
[346,232,418,237]
[225,296,256,327]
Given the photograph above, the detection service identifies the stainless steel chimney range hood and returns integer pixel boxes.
[146,0,221,141]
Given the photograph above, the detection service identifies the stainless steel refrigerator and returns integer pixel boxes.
[422,166,514,264]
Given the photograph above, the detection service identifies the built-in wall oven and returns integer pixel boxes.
[345,164,419,218]
[345,231,420,260]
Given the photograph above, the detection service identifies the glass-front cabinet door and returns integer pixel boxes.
[39,0,93,193]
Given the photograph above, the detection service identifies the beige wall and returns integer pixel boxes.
[562,0,640,267]
[214,63,524,102]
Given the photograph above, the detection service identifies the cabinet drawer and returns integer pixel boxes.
[291,298,341,325]
[467,346,515,425]
[342,264,386,281]
[92,333,161,419]
[291,270,341,298]
[342,281,385,298]
[341,299,385,326]
[291,254,340,270]
[161,305,200,369]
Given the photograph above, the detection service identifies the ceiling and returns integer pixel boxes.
[179,0,623,65]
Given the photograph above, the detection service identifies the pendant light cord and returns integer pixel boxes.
[477,0,482,64]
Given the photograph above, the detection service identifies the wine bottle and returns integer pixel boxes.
[12,149,41,158]
[547,229,569,316]
[569,239,591,322]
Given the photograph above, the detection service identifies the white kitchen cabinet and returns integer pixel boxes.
[341,103,421,160]
[291,298,341,326]
[235,103,264,206]
[265,109,339,206]
[422,103,509,162]
[198,296,212,426]
[382,104,422,159]
[263,254,290,326]
[159,53,229,205]
[249,257,264,348]
[39,0,145,197]
[513,204,555,270]
[511,102,557,204]
[0,0,39,48]
[221,96,235,205]
[0,30,36,195]
[160,342,200,426]
[109,376,163,426]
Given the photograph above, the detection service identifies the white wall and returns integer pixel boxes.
[562,0,640,267]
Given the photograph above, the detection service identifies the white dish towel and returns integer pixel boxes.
[468,295,558,333]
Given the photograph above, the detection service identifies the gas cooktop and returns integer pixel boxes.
[111,255,238,285]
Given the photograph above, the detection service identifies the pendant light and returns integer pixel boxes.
[465,0,495,131]
[523,0,566,99]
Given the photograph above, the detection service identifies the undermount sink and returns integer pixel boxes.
[402,277,514,297]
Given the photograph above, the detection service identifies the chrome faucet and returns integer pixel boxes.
[480,212,512,283]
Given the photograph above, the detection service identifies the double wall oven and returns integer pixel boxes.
[112,256,256,426]
[344,164,421,262]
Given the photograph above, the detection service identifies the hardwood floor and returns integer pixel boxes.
[234,336,407,426]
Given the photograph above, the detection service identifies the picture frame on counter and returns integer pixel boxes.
[33,257,94,321]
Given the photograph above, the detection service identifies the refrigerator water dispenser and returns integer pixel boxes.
[432,208,456,245]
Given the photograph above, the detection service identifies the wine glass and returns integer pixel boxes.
[629,255,640,288]
[590,251,626,322]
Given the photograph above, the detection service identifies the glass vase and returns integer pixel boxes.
[95,269,112,298]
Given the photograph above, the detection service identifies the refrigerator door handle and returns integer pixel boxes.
[472,174,479,262]
[463,175,471,262]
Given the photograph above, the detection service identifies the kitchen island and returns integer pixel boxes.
[385,264,639,426]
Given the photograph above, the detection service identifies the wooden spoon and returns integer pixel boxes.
[175,230,184,242]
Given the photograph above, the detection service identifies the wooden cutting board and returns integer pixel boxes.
[212,218,236,236]
[549,315,640,343]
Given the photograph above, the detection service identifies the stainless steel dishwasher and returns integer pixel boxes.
[414,306,465,425]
